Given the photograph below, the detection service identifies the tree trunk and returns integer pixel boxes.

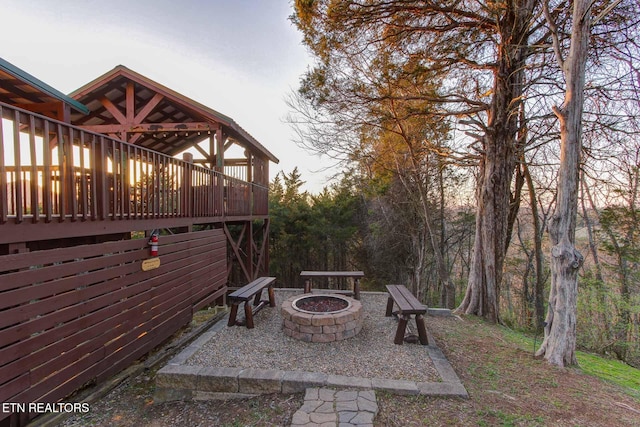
[524,162,546,328]
[438,162,457,309]
[580,173,604,283]
[536,0,590,367]
[457,0,534,322]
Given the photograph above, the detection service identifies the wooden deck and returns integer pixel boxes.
[0,101,268,245]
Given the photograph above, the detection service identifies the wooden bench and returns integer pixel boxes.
[227,277,276,328]
[300,271,364,300]
[385,284,429,345]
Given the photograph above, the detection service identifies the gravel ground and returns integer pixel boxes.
[186,290,440,383]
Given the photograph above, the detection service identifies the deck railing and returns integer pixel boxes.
[0,102,268,225]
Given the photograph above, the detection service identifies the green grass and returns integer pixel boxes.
[499,325,640,400]
[577,352,640,399]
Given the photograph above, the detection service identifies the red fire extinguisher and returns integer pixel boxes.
[149,234,159,257]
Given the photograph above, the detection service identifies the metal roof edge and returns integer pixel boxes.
[0,57,90,115]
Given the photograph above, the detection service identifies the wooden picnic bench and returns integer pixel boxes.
[300,271,364,300]
[227,277,276,328]
[385,284,429,345]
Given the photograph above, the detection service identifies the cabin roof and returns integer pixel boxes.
[0,57,90,116]
[69,65,278,163]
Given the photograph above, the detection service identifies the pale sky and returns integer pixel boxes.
[1,0,336,193]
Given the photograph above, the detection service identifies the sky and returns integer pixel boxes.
[0,0,337,193]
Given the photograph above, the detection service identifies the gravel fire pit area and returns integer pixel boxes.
[186,290,440,383]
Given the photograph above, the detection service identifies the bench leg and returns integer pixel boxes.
[354,278,361,300]
[385,296,394,317]
[416,314,429,345]
[304,279,311,293]
[228,303,239,327]
[253,289,263,306]
[244,302,255,329]
[268,285,276,307]
[394,314,409,345]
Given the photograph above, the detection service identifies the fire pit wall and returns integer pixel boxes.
[281,294,363,343]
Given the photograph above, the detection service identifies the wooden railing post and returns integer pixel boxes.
[182,153,193,218]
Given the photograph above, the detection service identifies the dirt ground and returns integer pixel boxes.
[49,314,640,427]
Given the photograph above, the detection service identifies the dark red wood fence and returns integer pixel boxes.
[0,229,226,425]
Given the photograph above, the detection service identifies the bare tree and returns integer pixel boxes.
[535,0,628,367]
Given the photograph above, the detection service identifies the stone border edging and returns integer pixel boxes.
[156,363,468,401]
[155,295,468,402]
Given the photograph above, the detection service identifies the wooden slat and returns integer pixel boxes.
[21,346,106,405]
[0,105,7,224]
[56,122,66,221]
[0,235,143,272]
[68,128,78,221]
[193,283,227,313]
[95,308,192,383]
[386,284,426,314]
[110,139,117,219]
[144,149,150,218]
[229,277,276,301]
[126,143,132,218]
[79,131,88,220]
[28,115,39,223]
[43,120,53,223]
[132,146,139,218]
[0,372,29,403]
[187,259,226,304]
[98,135,108,219]
[13,110,23,222]
[89,133,97,219]
[118,141,125,219]
[300,271,365,278]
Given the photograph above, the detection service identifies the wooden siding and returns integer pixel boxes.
[0,229,226,424]
[0,102,268,244]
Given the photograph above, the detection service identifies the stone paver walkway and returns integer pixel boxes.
[290,388,378,427]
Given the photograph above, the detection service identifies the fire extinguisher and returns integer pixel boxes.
[149,234,159,257]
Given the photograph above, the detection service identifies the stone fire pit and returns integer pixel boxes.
[281,294,363,343]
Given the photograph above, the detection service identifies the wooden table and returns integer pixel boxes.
[300,271,365,300]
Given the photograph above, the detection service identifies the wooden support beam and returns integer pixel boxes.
[253,219,269,277]
[216,129,224,172]
[247,221,254,280]
[246,151,253,184]
[126,82,135,124]
[134,93,164,123]
[100,96,127,124]
[128,134,142,144]
[79,122,218,134]
[193,143,210,160]
[224,158,249,166]
[224,223,251,282]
